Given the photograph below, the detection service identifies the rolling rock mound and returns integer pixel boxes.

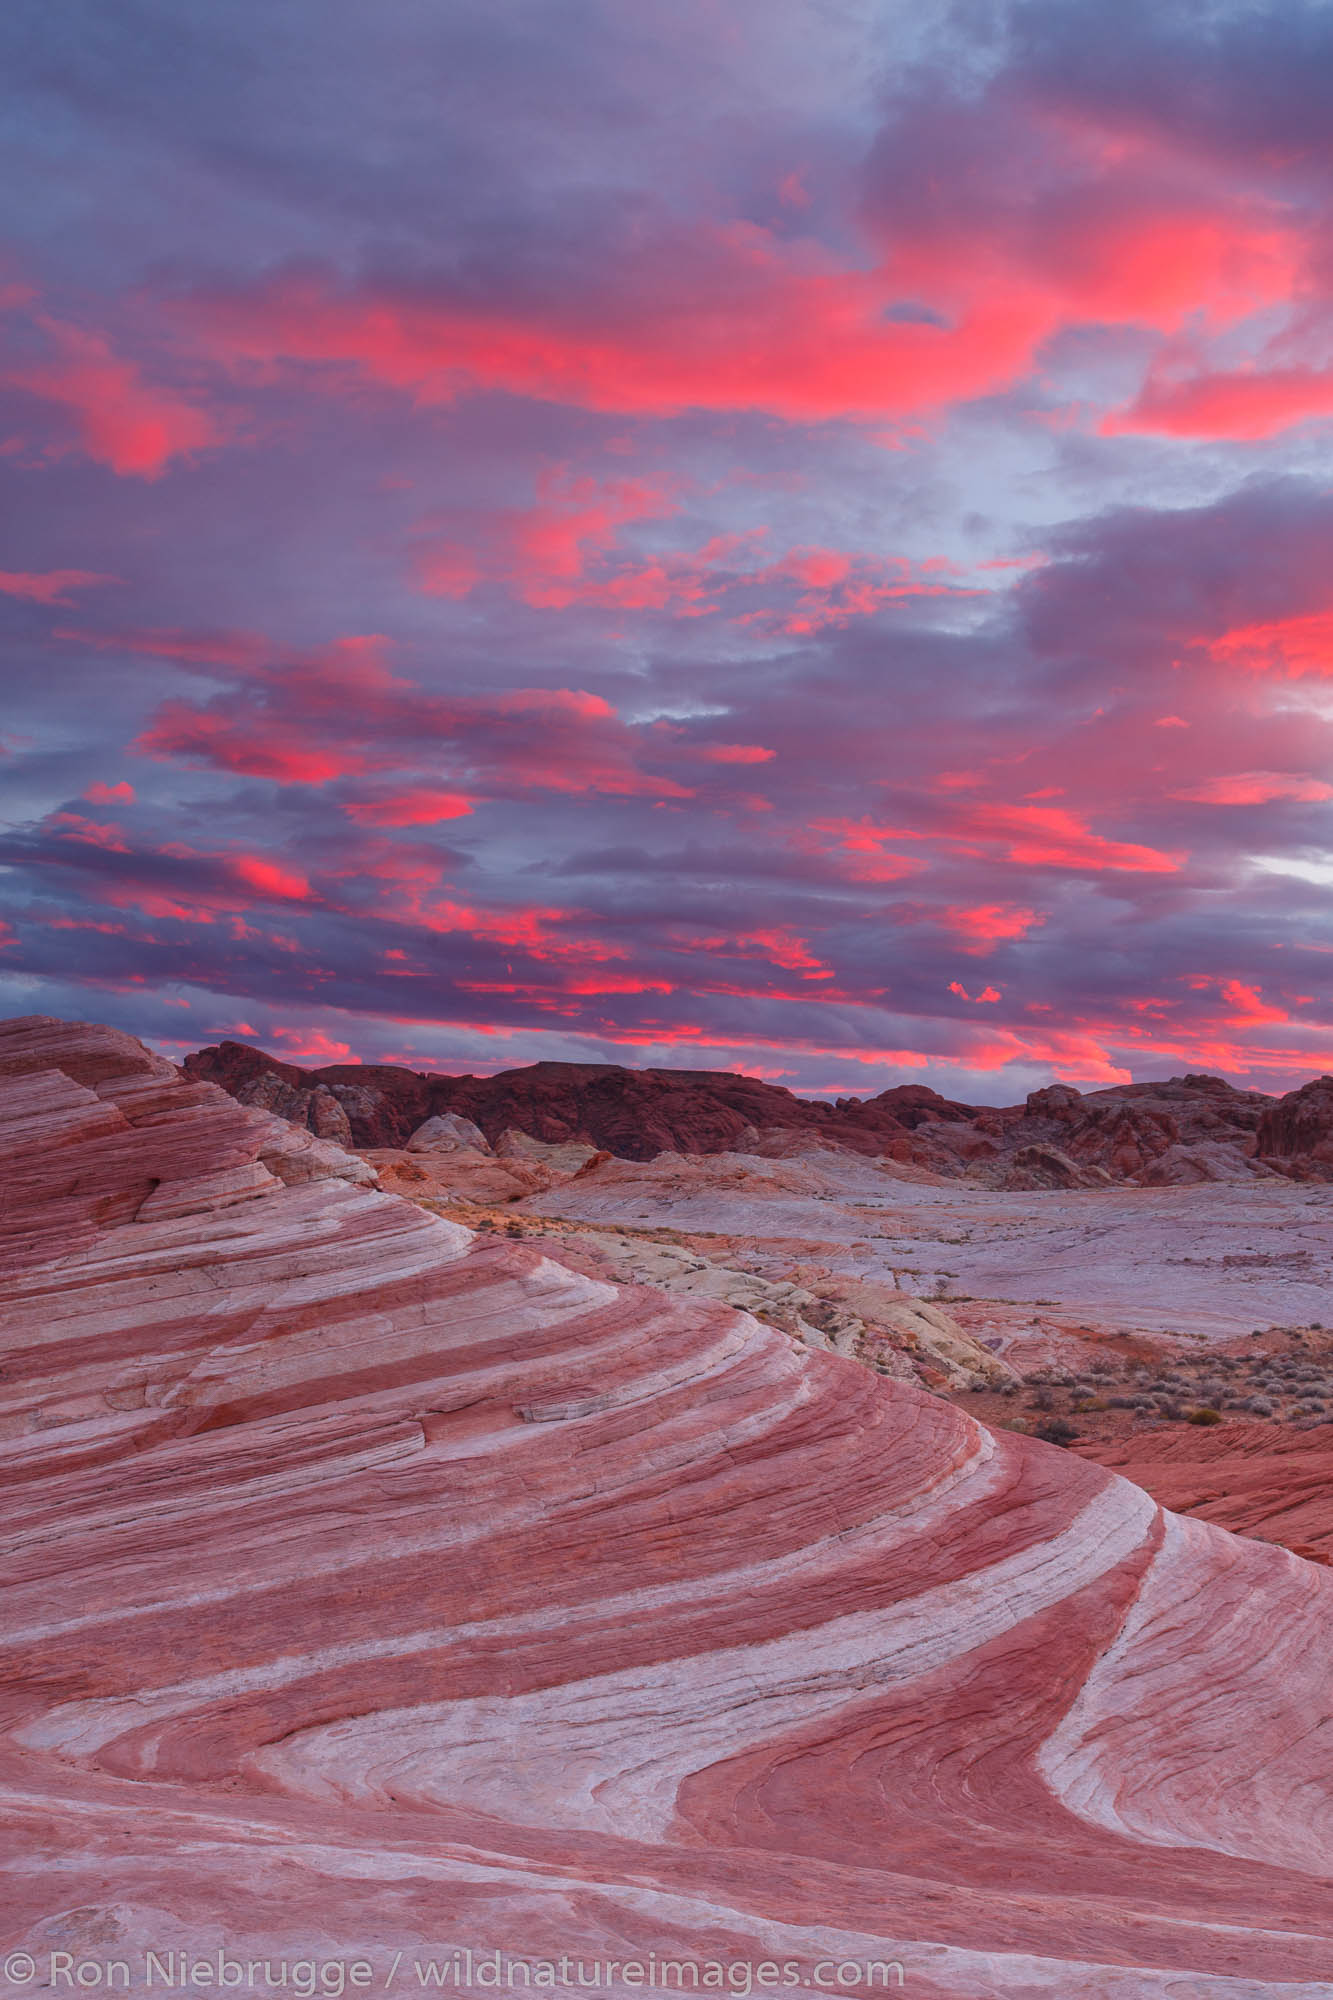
[186,1040,1333,1185]
[6,1017,1333,1995]
[1079,1421,1333,1564]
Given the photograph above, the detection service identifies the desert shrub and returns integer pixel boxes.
[1034,1417,1080,1446]
[1187,1407,1224,1426]
[1244,1396,1274,1416]
[1157,1398,1185,1421]
[1107,1395,1137,1409]
[1030,1387,1056,1412]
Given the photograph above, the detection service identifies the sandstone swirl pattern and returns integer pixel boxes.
[1,1018,1331,1997]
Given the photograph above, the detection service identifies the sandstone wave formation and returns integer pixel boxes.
[4,1017,1333,1996]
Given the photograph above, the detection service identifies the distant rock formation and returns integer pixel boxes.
[405,1109,492,1153]
[4,1012,1333,1993]
[186,1038,1333,1183]
[1256,1073,1333,1178]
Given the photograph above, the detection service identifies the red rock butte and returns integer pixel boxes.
[3,1014,1332,1996]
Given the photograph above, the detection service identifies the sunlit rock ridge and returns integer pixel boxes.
[3,1015,1332,1996]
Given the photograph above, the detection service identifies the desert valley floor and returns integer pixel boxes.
[3,1017,1333,1997]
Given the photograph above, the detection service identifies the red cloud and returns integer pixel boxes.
[270,1028,354,1063]
[416,471,680,608]
[700,744,775,764]
[941,904,1043,953]
[181,243,1055,428]
[1173,771,1333,804]
[228,855,311,901]
[560,974,673,996]
[7,316,217,477]
[808,818,928,884]
[1220,980,1288,1024]
[1210,612,1333,678]
[953,803,1182,874]
[1106,364,1333,441]
[180,153,1307,445]
[342,789,474,825]
[120,627,689,802]
[47,810,130,853]
[0,568,115,605]
[418,470,982,633]
[138,703,373,783]
[84,781,135,804]
[32,815,315,922]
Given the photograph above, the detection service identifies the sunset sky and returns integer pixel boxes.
[4,0,1333,1099]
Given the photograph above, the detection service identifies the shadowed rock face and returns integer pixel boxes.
[183,1041,927,1159]
[1257,1074,1333,1177]
[4,1013,1333,1992]
[185,1041,1333,1183]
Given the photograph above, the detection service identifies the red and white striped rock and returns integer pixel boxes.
[2,1017,1332,1997]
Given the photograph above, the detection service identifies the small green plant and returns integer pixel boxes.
[1186,1406,1224,1426]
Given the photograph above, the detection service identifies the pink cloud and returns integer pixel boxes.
[1210,611,1333,679]
[0,568,115,605]
[699,744,775,764]
[7,316,217,478]
[227,855,311,901]
[939,905,1044,954]
[1219,980,1288,1024]
[951,803,1183,874]
[342,789,475,826]
[1106,364,1333,441]
[1173,771,1333,805]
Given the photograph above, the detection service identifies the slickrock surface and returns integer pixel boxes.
[527,1150,1333,1352]
[186,1039,1333,1184]
[1078,1421,1333,1561]
[6,1016,1333,1996]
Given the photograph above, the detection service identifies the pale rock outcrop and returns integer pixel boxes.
[4,1016,1333,1996]
[306,1083,354,1145]
[247,1107,380,1188]
[532,1148,1333,1349]
[406,1110,493,1153]
[792,1274,1018,1389]
[494,1125,603,1172]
